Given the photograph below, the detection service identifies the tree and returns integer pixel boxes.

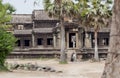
[0,0,16,71]
[0,29,16,71]
[44,0,112,62]
[44,0,75,63]
[0,0,15,28]
[75,0,112,61]
[101,0,120,78]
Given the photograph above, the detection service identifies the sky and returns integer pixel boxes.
[3,0,113,14]
[3,0,44,14]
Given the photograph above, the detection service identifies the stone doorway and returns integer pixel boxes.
[69,33,76,48]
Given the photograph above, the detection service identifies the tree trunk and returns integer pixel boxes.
[59,0,66,63]
[60,21,66,63]
[101,0,120,78]
[94,30,99,61]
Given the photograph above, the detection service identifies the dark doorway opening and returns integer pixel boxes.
[24,40,30,46]
[69,33,76,48]
[47,38,53,45]
[16,40,21,46]
[37,38,43,45]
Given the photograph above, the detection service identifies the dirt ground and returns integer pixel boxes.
[0,59,105,78]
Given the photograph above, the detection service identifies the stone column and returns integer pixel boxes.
[44,34,47,47]
[32,33,35,47]
[53,34,57,48]
[78,28,82,49]
[67,32,69,49]
[76,33,79,49]
[32,22,35,47]
[57,32,61,48]
[85,33,92,48]
[89,34,92,48]
[21,38,24,49]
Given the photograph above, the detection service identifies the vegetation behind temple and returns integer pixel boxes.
[0,0,16,71]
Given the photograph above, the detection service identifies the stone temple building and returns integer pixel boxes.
[9,10,110,60]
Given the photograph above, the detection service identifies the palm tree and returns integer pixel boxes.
[87,0,112,61]
[44,0,75,63]
[44,0,112,62]
[75,0,112,61]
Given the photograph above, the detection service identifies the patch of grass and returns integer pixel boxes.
[0,65,9,72]
[59,61,68,64]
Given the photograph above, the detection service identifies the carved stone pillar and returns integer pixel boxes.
[32,33,35,47]
[76,32,79,49]
[32,22,35,47]
[57,32,61,48]
[78,28,83,49]
[21,38,24,49]
[53,34,57,48]
[67,32,69,49]
[85,33,92,48]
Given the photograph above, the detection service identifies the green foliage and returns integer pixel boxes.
[0,0,15,29]
[76,0,112,30]
[44,0,112,29]
[0,0,16,71]
[43,0,76,19]
[0,29,16,70]
[75,0,113,61]
[43,0,113,62]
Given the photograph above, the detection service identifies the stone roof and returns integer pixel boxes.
[33,10,57,20]
[33,28,53,33]
[13,28,53,35]
[10,10,58,24]
[13,30,32,35]
[11,14,32,24]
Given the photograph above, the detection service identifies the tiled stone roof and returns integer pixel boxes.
[11,14,32,24]
[33,10,57,20]
[33,28,53,33]
[13,30,32,35]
